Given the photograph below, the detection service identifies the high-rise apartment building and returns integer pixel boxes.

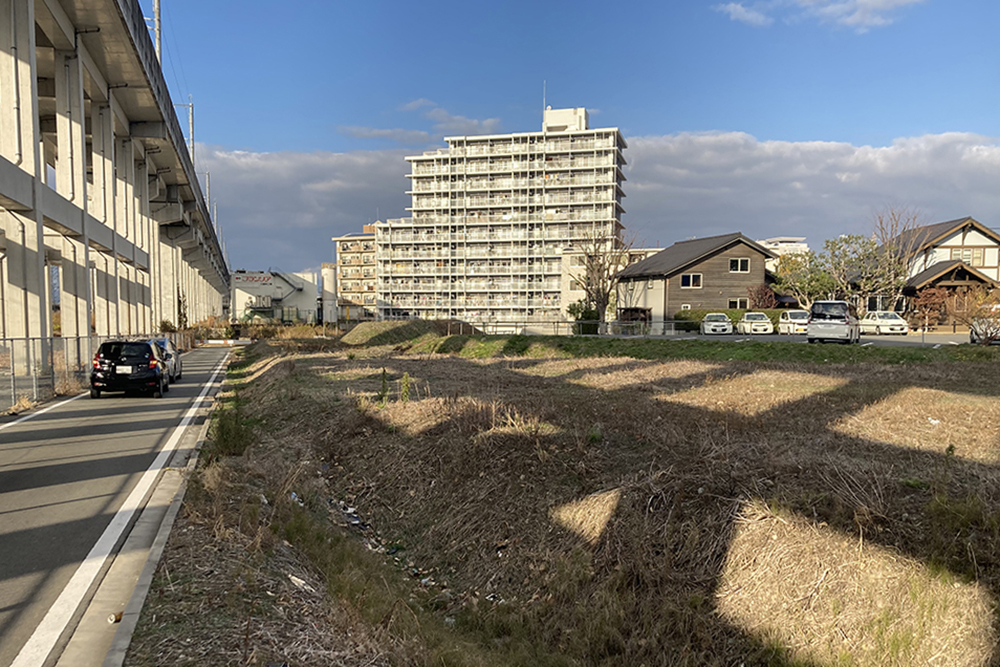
[376,107,626,322]
[333,225,378,320]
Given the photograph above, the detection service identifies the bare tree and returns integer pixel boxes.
[870,206,924,309]
[948,285,1000,345]
[746,284,777,309]
[569,228,635,332]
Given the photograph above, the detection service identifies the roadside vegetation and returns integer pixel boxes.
[127,322,1000,666]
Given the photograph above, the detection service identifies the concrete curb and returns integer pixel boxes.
[100,362,226,667]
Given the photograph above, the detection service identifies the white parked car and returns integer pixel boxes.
[700,312,733,335]
[777,309,809,335]
[736,312,774,335]
[860,311,909,335]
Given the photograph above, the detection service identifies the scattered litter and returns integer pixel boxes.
[485,593,504,604]
[288,574,317,595]
[290,492,304,507]
[107,611,123,624]
[932,344,942,349]
[861,342,873,347]
[420,576,436,586]
[259,494,269,506]
[444,616,456,628]
[928,418,940,425]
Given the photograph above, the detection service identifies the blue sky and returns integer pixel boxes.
[138,0,1000,271]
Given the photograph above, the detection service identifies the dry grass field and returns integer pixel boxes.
[127,336,1000,666]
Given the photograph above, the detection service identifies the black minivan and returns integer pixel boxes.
[90,340,168,398]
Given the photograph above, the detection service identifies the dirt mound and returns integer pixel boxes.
[341,320,478,346]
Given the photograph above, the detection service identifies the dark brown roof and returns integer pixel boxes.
[618,232,776,281]
[906,259,1000,290]
[894,217,1000,255]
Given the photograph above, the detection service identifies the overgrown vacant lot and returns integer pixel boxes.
[128,333,1000,667]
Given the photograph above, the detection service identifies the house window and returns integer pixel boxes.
[680,273,702,289]
[729,258,750,273]
[728,298,749,309]
[951,248,984,267]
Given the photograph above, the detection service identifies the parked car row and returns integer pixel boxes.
[698,301,906,344]
[90,338,184,399]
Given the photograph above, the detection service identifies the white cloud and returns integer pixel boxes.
[795,0,927,31]
[423,107,502,136]
[623,131,1000,247]
[400,98,435,112]
[203,131,1000,273]
[338,100,502,149]
[338,126,431,144]
[715,0,925,32]
[199,144,410,272]
[714,2,774,27]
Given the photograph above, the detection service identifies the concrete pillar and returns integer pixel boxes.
[134,159,151,332]
[55,48,92,356]
[0,0,37,171]
[1,0,51,379]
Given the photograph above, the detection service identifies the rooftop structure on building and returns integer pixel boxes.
[756,236,810,271]
[376,107,626,322]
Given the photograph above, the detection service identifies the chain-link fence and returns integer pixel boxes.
[0,332,196,413]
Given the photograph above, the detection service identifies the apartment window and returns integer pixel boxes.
[680,273,702,289]
[951,247,984,267]
[729,258,750,273]
[728,298,749,309]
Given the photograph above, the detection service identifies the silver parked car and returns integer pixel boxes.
[152,337,183,383]
[807,300,860,344]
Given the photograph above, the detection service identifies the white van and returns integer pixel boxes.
[807,300,860,344]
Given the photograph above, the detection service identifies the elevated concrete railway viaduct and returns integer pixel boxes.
[0,0,229,354]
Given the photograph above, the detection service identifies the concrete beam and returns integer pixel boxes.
[130,121,167,139]
[0,155,34,211]
[151,201,183,224]
[36,77,55,98]
[34,0,75,50]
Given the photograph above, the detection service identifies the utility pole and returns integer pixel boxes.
[153,0,161,62]
[173,96,194,166]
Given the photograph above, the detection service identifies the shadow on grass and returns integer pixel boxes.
[227,343,1000,665]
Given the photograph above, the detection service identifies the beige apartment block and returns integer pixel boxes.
[376,107,626,323]
[333,225,377,320]
[559,247,662,314]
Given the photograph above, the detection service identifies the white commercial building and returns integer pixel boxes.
[375,107,626,323]
[231,270,319,324]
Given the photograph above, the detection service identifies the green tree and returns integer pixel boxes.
[773,252,835,309]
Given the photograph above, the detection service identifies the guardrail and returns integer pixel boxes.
[0,332,196,413]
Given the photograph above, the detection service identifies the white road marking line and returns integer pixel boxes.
[10,353,229,667]
[0,393,87,433]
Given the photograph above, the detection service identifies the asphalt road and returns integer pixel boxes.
[0,346,229,667]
